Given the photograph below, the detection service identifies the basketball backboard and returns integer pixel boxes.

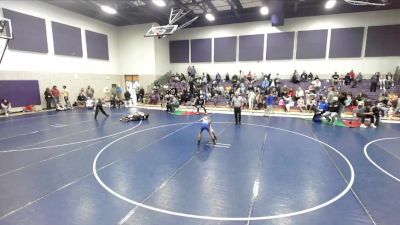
[144,24,178,38]
[0,17,13,40]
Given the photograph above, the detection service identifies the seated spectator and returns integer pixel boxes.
[291,70,300,84]
[216,73,222,83]
[307,72,314,81]
[288,87,295,98]
[300,71,308,82]
[297,96,305,113]
[344,73,351,85]
[355,101,377,128]
[262,77,270,89]
[1,99,11,116]
[312,78,322,93]
[150,90,159,104]
[370,72,379,92]
[283,94,294,112]
[77,93,87,108]
[225,73,230,82]
[110,95,123,108]
[295,87,304,101]
[86,98,95,109]
[332,72,339,85]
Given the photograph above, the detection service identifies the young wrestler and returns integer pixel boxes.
[197,115,217,145]
[120,111,149,122]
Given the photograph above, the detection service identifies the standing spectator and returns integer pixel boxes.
[116,85,122,99]
[44,87,53,109]
[264,93,275,117]
[370,72,379,92]
[300,71,308,82]
[94,98,109,119]
[349,69,355,82]
[62,85,71,108]
[225,73,230,82]
[124,90,132,106]
[394,66,400,85]
[312,78,321,94]
[248,90,256,111]
[379,73,386,90]
[1,99,11,116]
[86,85,95,99]
[332,72,339,85]
[51,86,60,105]
[231,93,243,125]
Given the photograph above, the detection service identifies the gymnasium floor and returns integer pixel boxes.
[0,109,399,225]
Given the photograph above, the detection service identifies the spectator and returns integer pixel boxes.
[312,78,322,94]
[295,87,304,101]
[379,73,386,90]
[394,66,400,85]
[248,89,256,111]
[344,73,351,85]
[225,73,230,82]
[138,88,145,103]
[283,94,294,112]
[116,85,122,99]
[51,86,60,105]
[86,85,95,99]
[370,72,379,92]
[312,97,329,122]
[291,70,300,84]
[56,102,66,111]
[167,95,179,113]
[77,93,87,108]
[332,72,339,85]
[44,87,53,109]
[355,102,376,128]
[110,95,123,108]
[62,85,71,109]
[307,72,314,81]
[264,93,275,117]
[300,71,307,82]
[297,96,305,113]
[1,99,11,116]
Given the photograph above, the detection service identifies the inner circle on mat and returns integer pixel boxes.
[364,137,400,182]
[93,122,355,221]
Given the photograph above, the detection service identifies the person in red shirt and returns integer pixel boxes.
[51,86,60,105]
[349,69,355,81]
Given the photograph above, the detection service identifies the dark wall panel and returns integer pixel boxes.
[52,21,82,57]
[85,30,109,60]
[169,40,189,63]
[0,80,41,107]
[329,27,364,58]
[296,29,328,59]
[266,32,294,60]
[365,24,400,57]
[2,9,48,53]
[214,36,237,62]
[239,34,264,61]
[191,38,212,62]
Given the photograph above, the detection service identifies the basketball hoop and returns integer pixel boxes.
[0,17,12,64]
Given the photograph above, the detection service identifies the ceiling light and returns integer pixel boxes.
[101,5,117,14]
[205,13,215,21]
[325,0,337,9]
[260,6,269,15]
[152,0,166,7]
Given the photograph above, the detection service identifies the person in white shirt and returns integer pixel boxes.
[248,90,256,111]
[231,93,244,125]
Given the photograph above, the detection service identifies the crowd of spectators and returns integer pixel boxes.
[148,65,400,128]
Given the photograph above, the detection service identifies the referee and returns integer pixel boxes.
[231,92,243,125]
